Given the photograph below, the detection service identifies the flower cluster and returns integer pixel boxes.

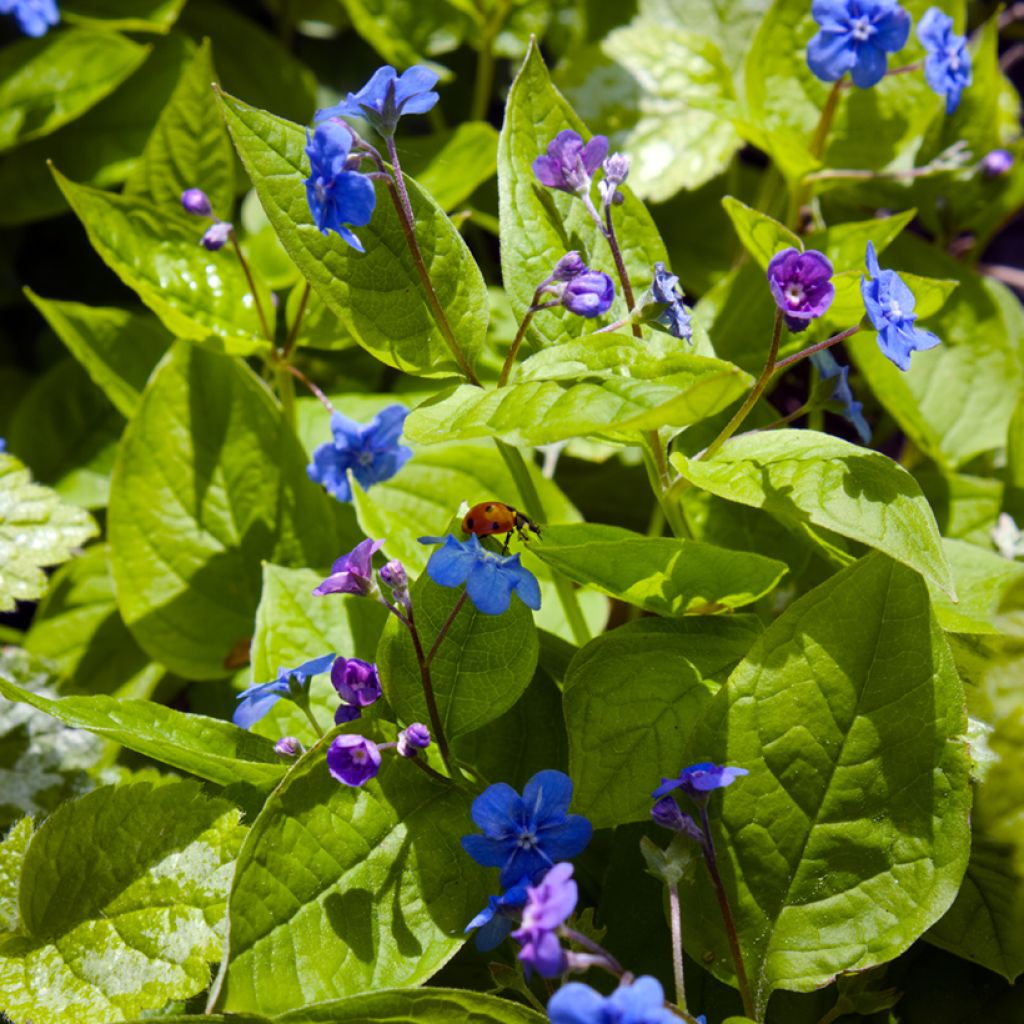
[537,252,616,319]
[181,188,233,252]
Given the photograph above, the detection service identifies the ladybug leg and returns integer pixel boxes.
[501,531,513,555]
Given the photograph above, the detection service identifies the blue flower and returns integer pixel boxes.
[648,262,693,341]
[917,8,971,114]
[464,876,531,951]
[316,65,439,138]
[861,242,941,371]
[307,406,412,503]
[0,0,58,36]
[419,534,541,616]
[304,121,377,251]
[811,350,871,444]
[807,0,911,89]
[652,762,749,800]
[548,976,682,1024]
[233,652,336,729]
[461,769,592,888]
[513,862,577,978]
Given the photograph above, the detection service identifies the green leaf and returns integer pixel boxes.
[377,572,538,742]
[0,28,149,152]
[124,38,234,216]
[6,359,122,509]
[680,554,970,1015]
[217,91,488,378]
[805,210,915,273]
[210,738,489,1015]
[25,290,171,418]
[54,168,272,354]
[928,539,1024,636]
[275,988,547,1023]
[916,468,1003,547]
[721,196,802,269]
[533,523,787,614]
[0,35,192,228]
[396,122,499,213]
[0,817,32,933]
[108,342,340,679]
[565,617,762,828]
[0,780,245,1024]
[61,0,186,33]
[671,430,955,596]
[404,360,751,448]
[0,673,285,789]
[0,453,98,613]
[24,544,164,699]
[338,0,471,65]
[558,20,742,202]
[498,41,668,350]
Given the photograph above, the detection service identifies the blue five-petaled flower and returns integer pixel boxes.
[861,242,941,371]
[548,976,687,1024]
[0,0,58,36]
[233,652,337,728]
[461,769,592,888]
[917,7,971,114]
[807,0,911,89]
[316,65,439,138]
[652,761,749,800]
[307,406,412,503]
[304,121,377,251]
[419,534,541,616]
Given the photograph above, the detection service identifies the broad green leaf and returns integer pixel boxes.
[25,290,170,418]
[6,359,122,509]
[565,617,762,828]
[0,780,245,1024]
[0,453,97,612]
[559,19,742,202]
[0,35,192,227]
[721,196,802,269]
[0,674,284,789]
[61,0,186,32]
[680,554,970,1015]
[928,539,1024,636]
[247,564,387,741]
[397,121,499,213]
[671,430,955,596]
[404,360,751,447]
[0,648,107,829]
[0,818,32,933]
[124,39,234,215]
[210,736,489,1015]
[1008,395,1024,523]
[54,169,272,354]
[275,988,547,1023]
[805,210,915,273]
[916,468,1003,547]
[338,0,471,64]
[499,42,668,350]
[532,523,788,614]
[377,573,538,742]
[0,28,148,152]
[25,545,163,699]
[217,91,488,379]
[108,342,340,679]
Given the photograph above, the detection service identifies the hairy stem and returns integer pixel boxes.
[282,281,311,360]
[669,882,687,1012]
[604,204,643,340]
[230,229,273,342]
[284,363,337,414]
[426,591,469,667]
[772,323,862,372]
[405,611,455,778]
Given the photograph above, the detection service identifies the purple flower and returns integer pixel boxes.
[331,657,381,710]
[316,65,439,138]
[304,121,377,251]
[918,8,971,114]
[548,976,682,1024]
[200,222,232,251]
[313,538,385,597]
[419,534,541,616]
[513,862,578,978]
[464,876,531,951]
[397,723,431,757]
[533,130,609,194]
[307,406,412,504]
[767,248,835,332]
[981,149,1013,178]
[461,769,592,888]
[647,262,693,341]
[807,0,911,89]
[811,350,871,444]
[274,736,304,758]
[652,762,749,800]
[181,188,213,217]
[1,0,58,36]
[861,242,941,371]
[562,271,616,318]
[327,734,382,787]
[233,652,336,729]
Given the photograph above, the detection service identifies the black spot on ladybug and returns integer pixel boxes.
[491,522,500,531]
[484,504,494,512]
[466,517,475,528]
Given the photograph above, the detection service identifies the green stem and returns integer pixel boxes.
[284,363,336,414]
[470,38,496,122]
[772,323,862,373]
[282,282,311,360]
[641,435,690,539]
[297,698,325,739]
[230,229,273,342]
[275,363,296,429]
[495,440,591,646]
[789,78,843,228]
[384,137,481,385]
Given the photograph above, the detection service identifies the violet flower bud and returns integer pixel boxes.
[200,221,233,251]
[397,722,431,757]
[981,149,1013,178]
[181,188,213,217]
[274,736,304,758]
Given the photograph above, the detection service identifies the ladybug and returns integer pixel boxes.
[461,501,542,552]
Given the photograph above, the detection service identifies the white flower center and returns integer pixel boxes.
[516,828,539,850]
[357,450,375,467]
[948,50,960,71]
[352,749,368,764]
[888,299,903,319]
[850,16,873,41]
[785,282,806,307]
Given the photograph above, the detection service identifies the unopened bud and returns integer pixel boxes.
[181,188,213,217]
[397,722,431,757]
[551,250,587,282]
[981,149,1013,178]
[201,221,232,251]
[274,736,304,758]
